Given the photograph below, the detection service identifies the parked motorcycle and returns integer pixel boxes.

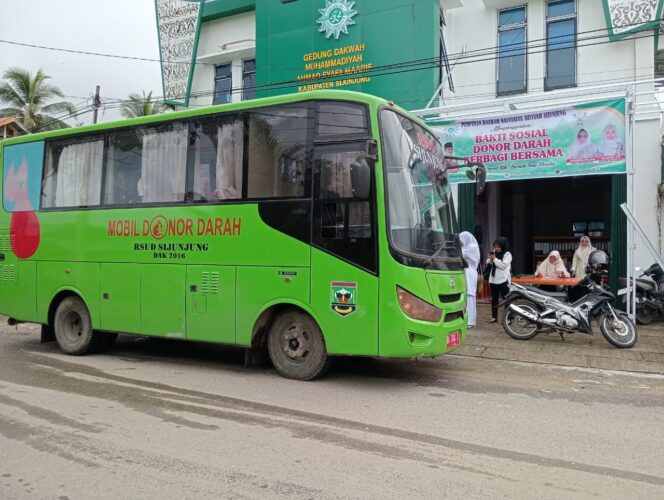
[502,251,638,349]
[619,263,664,325]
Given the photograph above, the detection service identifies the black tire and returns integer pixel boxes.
[267,310,330,381]
[635,306,654,325]
[502,299,541,340]
[53,296,97,355]
[599,312,638,348]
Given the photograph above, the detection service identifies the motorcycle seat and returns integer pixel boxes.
[522,285,567,300]
[636,278,656,292]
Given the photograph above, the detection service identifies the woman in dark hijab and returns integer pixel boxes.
[486,236,512,323]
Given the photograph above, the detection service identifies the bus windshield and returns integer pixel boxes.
[380,109,461,267]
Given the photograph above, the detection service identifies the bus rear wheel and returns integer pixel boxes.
[53,296,97,355]
[267,311,330,381]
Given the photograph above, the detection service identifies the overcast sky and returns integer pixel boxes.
[0,0,163,124]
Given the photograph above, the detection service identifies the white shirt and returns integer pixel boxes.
[487,252,512,285]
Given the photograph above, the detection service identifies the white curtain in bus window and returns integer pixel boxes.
[42,138,103,208]
[137,123,188,203]
[192,120,243,201]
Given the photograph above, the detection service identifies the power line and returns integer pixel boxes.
[24,20,663,131]
[1,14,661,74]
[146,29,662,107]
[0,39,206,66]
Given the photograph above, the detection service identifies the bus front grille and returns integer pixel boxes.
[444,311,464,323]
[438,293,461,303]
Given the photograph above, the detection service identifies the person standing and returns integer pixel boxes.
[572,236,595,279]
[460,231,480,329]
[487,237,512,323]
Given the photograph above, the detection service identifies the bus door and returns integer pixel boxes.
[186,266,235,344]
[140,264,186,338]
[311,142,379,356]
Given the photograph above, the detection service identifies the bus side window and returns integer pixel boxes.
[105,123,188,205]
[42,136,104,208]
[247,105,311,199]
[190,117,243,202]
[317,102,369,137]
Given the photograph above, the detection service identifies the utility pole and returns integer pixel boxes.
[92,85,101,124]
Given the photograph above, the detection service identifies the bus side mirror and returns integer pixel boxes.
[475,164,486,196]
[350,158,371,199]
[465,162,486,196]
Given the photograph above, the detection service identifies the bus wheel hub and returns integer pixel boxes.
[283,326,310,360]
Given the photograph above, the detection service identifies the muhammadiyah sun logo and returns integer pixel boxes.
[317,0,358,40]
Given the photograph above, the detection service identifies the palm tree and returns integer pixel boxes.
[119,91,171,119]
[0,67,76,132]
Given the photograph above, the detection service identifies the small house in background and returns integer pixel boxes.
[0,117,27,140]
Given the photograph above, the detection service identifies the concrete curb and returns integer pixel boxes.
[455,304,664,375]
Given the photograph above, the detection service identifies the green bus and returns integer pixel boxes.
[0,90,480,380]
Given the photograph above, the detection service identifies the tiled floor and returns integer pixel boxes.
[455,303,664,374]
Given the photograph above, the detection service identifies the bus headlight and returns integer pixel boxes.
[396,286,442,323]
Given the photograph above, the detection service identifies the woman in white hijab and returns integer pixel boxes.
[572,236,595,279]
[460,231,480,328]
[567,128,595,160]
[535,250,570,279]
[596,124,624,157]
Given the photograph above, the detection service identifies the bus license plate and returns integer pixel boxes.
[446,332,461,348]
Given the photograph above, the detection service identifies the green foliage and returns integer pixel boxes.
[0,67,75,132]
[120,91,171,119]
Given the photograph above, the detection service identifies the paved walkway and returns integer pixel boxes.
[454,303,664,375]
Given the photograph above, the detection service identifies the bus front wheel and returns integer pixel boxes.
[267,311,330,381]
[53,296,97,355]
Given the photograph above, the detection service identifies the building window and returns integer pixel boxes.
[545,0,576,90]
[497,7,527,96]
[213,64,232,105]
[242,59,256,101]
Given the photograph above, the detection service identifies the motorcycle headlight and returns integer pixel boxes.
[396,286,442,323]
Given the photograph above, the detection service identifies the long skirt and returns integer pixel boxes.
[465,268,478,327]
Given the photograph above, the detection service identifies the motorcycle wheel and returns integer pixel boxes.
[599,312,638,348]
[635,306,653,325]
[502,300,541,340]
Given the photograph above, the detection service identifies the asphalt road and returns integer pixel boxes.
[1,322,663,499]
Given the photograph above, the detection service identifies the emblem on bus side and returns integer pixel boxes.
[317,0,357,40]
[331,281,357,317]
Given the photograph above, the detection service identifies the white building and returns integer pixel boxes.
[431,0,663,279]
[157,0,663,281]
[187,9,256,108]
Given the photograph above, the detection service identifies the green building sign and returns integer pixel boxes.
[157,0,441,109]
[256,0,440,109]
